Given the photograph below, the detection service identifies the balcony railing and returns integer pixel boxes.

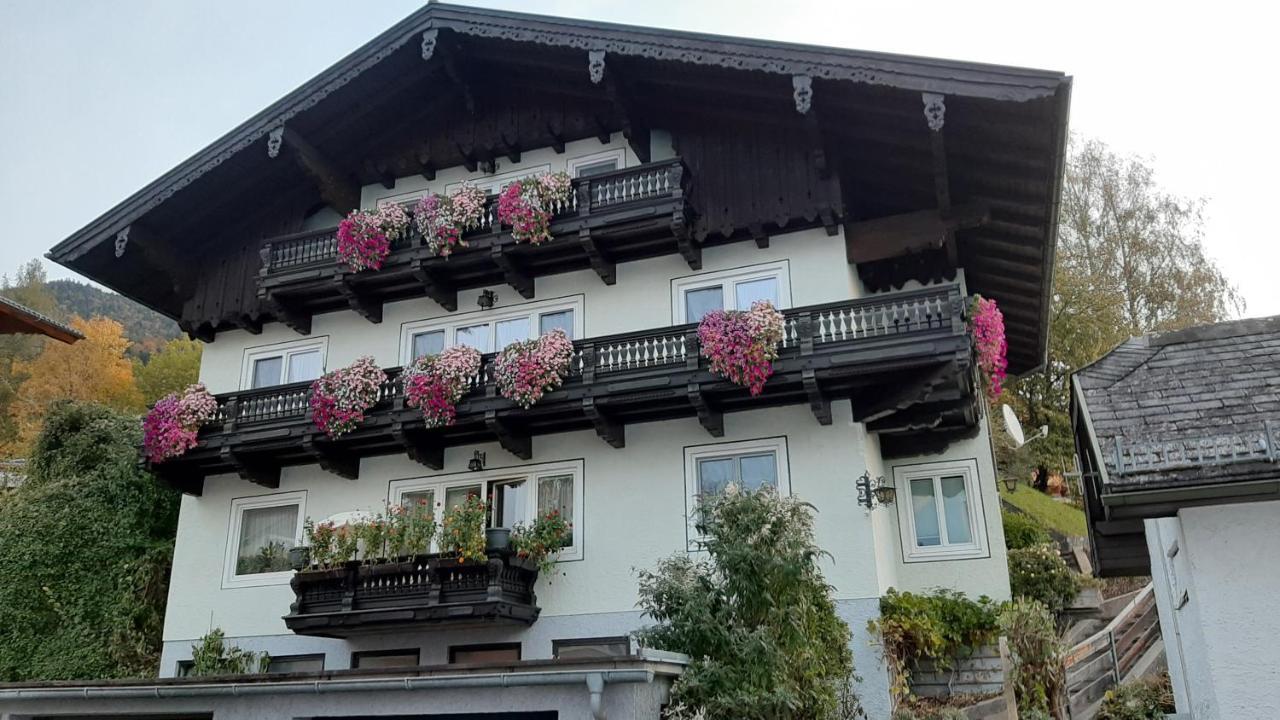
[284,550,540,637]
[154,285,974,494]
[253,160,692,333]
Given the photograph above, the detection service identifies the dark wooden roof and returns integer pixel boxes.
[0,296,81,344]
[46,3,1070,374]
[1075,315,1280,493]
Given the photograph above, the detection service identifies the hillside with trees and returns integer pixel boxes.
[46,279,181,359]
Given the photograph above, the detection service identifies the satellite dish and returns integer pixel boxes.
[1002,404,1026,448]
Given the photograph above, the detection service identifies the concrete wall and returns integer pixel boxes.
[1146,501,1280,720]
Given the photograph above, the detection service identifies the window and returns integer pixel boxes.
[568,149,625,178]
[267,654,325,674]
[241,338,327,390]
[684,438,789,549]
[352,649,419,669]
[553,637,631,660]
[671,261,792,324]
[450,643,522,665]
[399,296,584,364]
[893,459,988,562]
[223,491,306,587]
[390,460,584,562]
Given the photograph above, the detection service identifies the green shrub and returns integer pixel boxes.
[1096,674,1176,720]
[1008,543,1081,612]
[869,589,1000,701]
[1002,511,1051,549]
[999,599,1065,716]
[891,708,969,720]
[637,487,860,719]
[188,628,269,676]
[0,402,179,681]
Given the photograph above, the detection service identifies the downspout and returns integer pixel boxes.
[587,672,606,720]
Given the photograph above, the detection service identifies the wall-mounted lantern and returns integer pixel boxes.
[856,471,895,509]
[477,289,498,310]
[468,451,487,472]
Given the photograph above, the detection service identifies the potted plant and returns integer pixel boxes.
[287,545,310,571]
[485,526,512,552]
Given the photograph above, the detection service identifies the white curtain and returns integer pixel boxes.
[237,505,298,574]
[537,474,574,544]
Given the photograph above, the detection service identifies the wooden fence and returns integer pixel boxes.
[1063,584,1160,718]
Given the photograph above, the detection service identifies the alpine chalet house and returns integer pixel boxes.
[23,5,1068,719]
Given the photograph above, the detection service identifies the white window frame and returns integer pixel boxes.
[445,164,553,196]
[670,260,792,325]
[683,437,790,550]
[399,296,584,364]
[388,459,585,563]
[240,337,328,390]
[223,490,307,589]
[893,459,988,562]
[567,149,626,178]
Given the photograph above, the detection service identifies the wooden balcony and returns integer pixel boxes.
[151,285,977,495]
[284,550,540,638]
[257,159,693,334]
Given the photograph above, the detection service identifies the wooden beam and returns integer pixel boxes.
[302,435,359,480]
[855,363,958,424]
[748,223,769,249]
[258,290,311,335]
[845,204,988,264]
[363,160,396,190]
[491,246,534,299]
[220,447,280,489]
[590,52,651,164]
[391,422,444,470]
[801,369,832,425]
[415,147,437,181]
[485,411,531,460]
[409,259,458,311]
[687,383,724,437]
[578,228,616,285]
[582,397,624,448]
[276,127,360,214]
[334,274,384,324]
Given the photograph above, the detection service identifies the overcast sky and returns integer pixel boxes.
[1,0,1275,317]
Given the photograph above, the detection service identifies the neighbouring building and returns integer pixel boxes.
[8,4,1069,718]
[1072,315,1280,720]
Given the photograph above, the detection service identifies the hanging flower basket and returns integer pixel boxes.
[493,328,575,409]
[697,300,785,396]
[413,184,487,258]
[143,383,218,463]
[496,171,572,245]
[336,204,410,272]
[309,356,386,438]
[402,345,483,428]
[969,295,1008,402]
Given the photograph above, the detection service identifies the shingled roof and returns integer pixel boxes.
[1075,315,1280,492]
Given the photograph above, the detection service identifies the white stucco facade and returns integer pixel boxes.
[152,140,1010,720]
[1145,500,1280,720]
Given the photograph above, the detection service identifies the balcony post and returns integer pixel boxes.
[575,178,592,219]
[684,329,700,370]
[341,563,358,612]
[221,397,239,433]
[580,342,597,385]
[486,554,505,602]
[798,312,816,356]
[258,242,273,276]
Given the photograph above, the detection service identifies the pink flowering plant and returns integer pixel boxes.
[336,204,410,272]
[413,184,487,257]
[402,345,482,428]
[496,171,572,245]
[308,356,386,438]
[696,300,785,396]
[143,383,218,463]
[969,295,1008,401]
[493,328,575,409]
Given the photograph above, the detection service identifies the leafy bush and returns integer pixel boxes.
[637,487,861,719]
[1008,543,1081,612]
[999,599,1065,716]
[188,628,269,676]
[869,589,1000,701]
[1003,511,1051,550]
[0,402,180,680]
[891,708,969,720]
[1097,674,1176,720]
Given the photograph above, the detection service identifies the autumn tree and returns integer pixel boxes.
[1002,137,1242,474]
[9,316,142,452]
[134,337,203,405]
[0,260,64,451]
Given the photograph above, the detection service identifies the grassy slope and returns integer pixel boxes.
[999,484,1087,537]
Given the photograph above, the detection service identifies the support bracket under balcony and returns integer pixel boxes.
[855,362,956,424]
[335,274,383,324]
[302,435,359,480]
[687,383,724,437]
[578,228,616,285]
[260,290,312,336]
[491,246,534,299]
[486,411,532,460]
[582,397,624,448]
[220,447,281,489]
[802,369,832,425]
[409,259,458,312]
[391,422,444,470]
[675,224,700,270]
